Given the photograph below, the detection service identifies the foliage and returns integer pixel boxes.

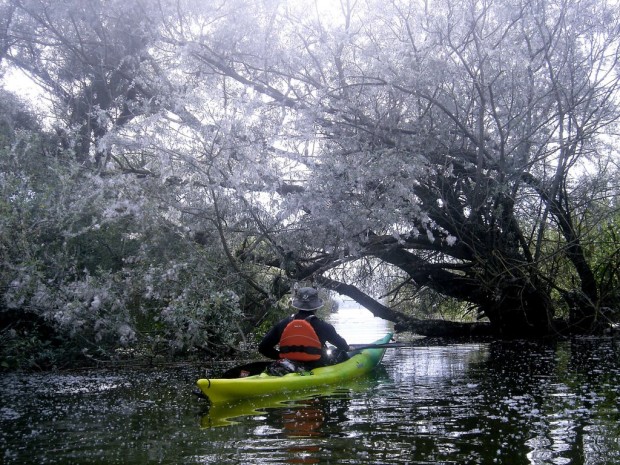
[583,197,620,324]
[395,287,477,323]
[1,0,620,363]
[0,324,71,370]
[0,93,253,368]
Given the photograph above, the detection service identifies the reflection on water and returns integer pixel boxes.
[1,304,619,464]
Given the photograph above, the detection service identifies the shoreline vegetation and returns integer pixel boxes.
[2,0,619,371]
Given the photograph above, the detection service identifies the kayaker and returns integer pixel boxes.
[258,287,350,369]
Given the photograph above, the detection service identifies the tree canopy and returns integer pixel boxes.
[1,0,620,366]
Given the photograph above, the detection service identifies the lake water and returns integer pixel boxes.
[1,304,619,464]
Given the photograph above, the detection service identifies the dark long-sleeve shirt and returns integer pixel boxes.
[258,311,349,360]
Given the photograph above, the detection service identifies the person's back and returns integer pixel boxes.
[278,314,324,362]
[258,287,350,368]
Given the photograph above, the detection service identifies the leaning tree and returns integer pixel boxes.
[161,0,620,337]
[4,0,619,341]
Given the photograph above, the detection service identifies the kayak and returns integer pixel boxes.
[197,332,392,404]
[201,373,384,428]
[196,332,392,404]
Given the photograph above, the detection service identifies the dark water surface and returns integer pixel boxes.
[1,306,619,464]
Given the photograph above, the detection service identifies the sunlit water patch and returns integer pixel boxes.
[328,298,393,344]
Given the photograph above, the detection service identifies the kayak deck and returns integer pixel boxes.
[197,332,392,404]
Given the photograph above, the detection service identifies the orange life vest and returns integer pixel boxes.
[279,316,323,362]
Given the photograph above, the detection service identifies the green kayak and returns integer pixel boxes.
[197,332,392,404]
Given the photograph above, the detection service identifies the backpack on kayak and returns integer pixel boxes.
[265,358,306,376]
[279,316,323,362]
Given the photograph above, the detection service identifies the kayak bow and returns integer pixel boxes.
[196,332,392,404]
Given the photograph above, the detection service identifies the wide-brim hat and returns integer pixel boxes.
[292,287,324,311]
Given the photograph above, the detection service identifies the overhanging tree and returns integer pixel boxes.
[3,0,619,342]
[162,0,619,336]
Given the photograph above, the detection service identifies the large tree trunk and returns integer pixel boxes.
[317,277,493,338]
[477,277,554,338]
[371,245,555,337]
